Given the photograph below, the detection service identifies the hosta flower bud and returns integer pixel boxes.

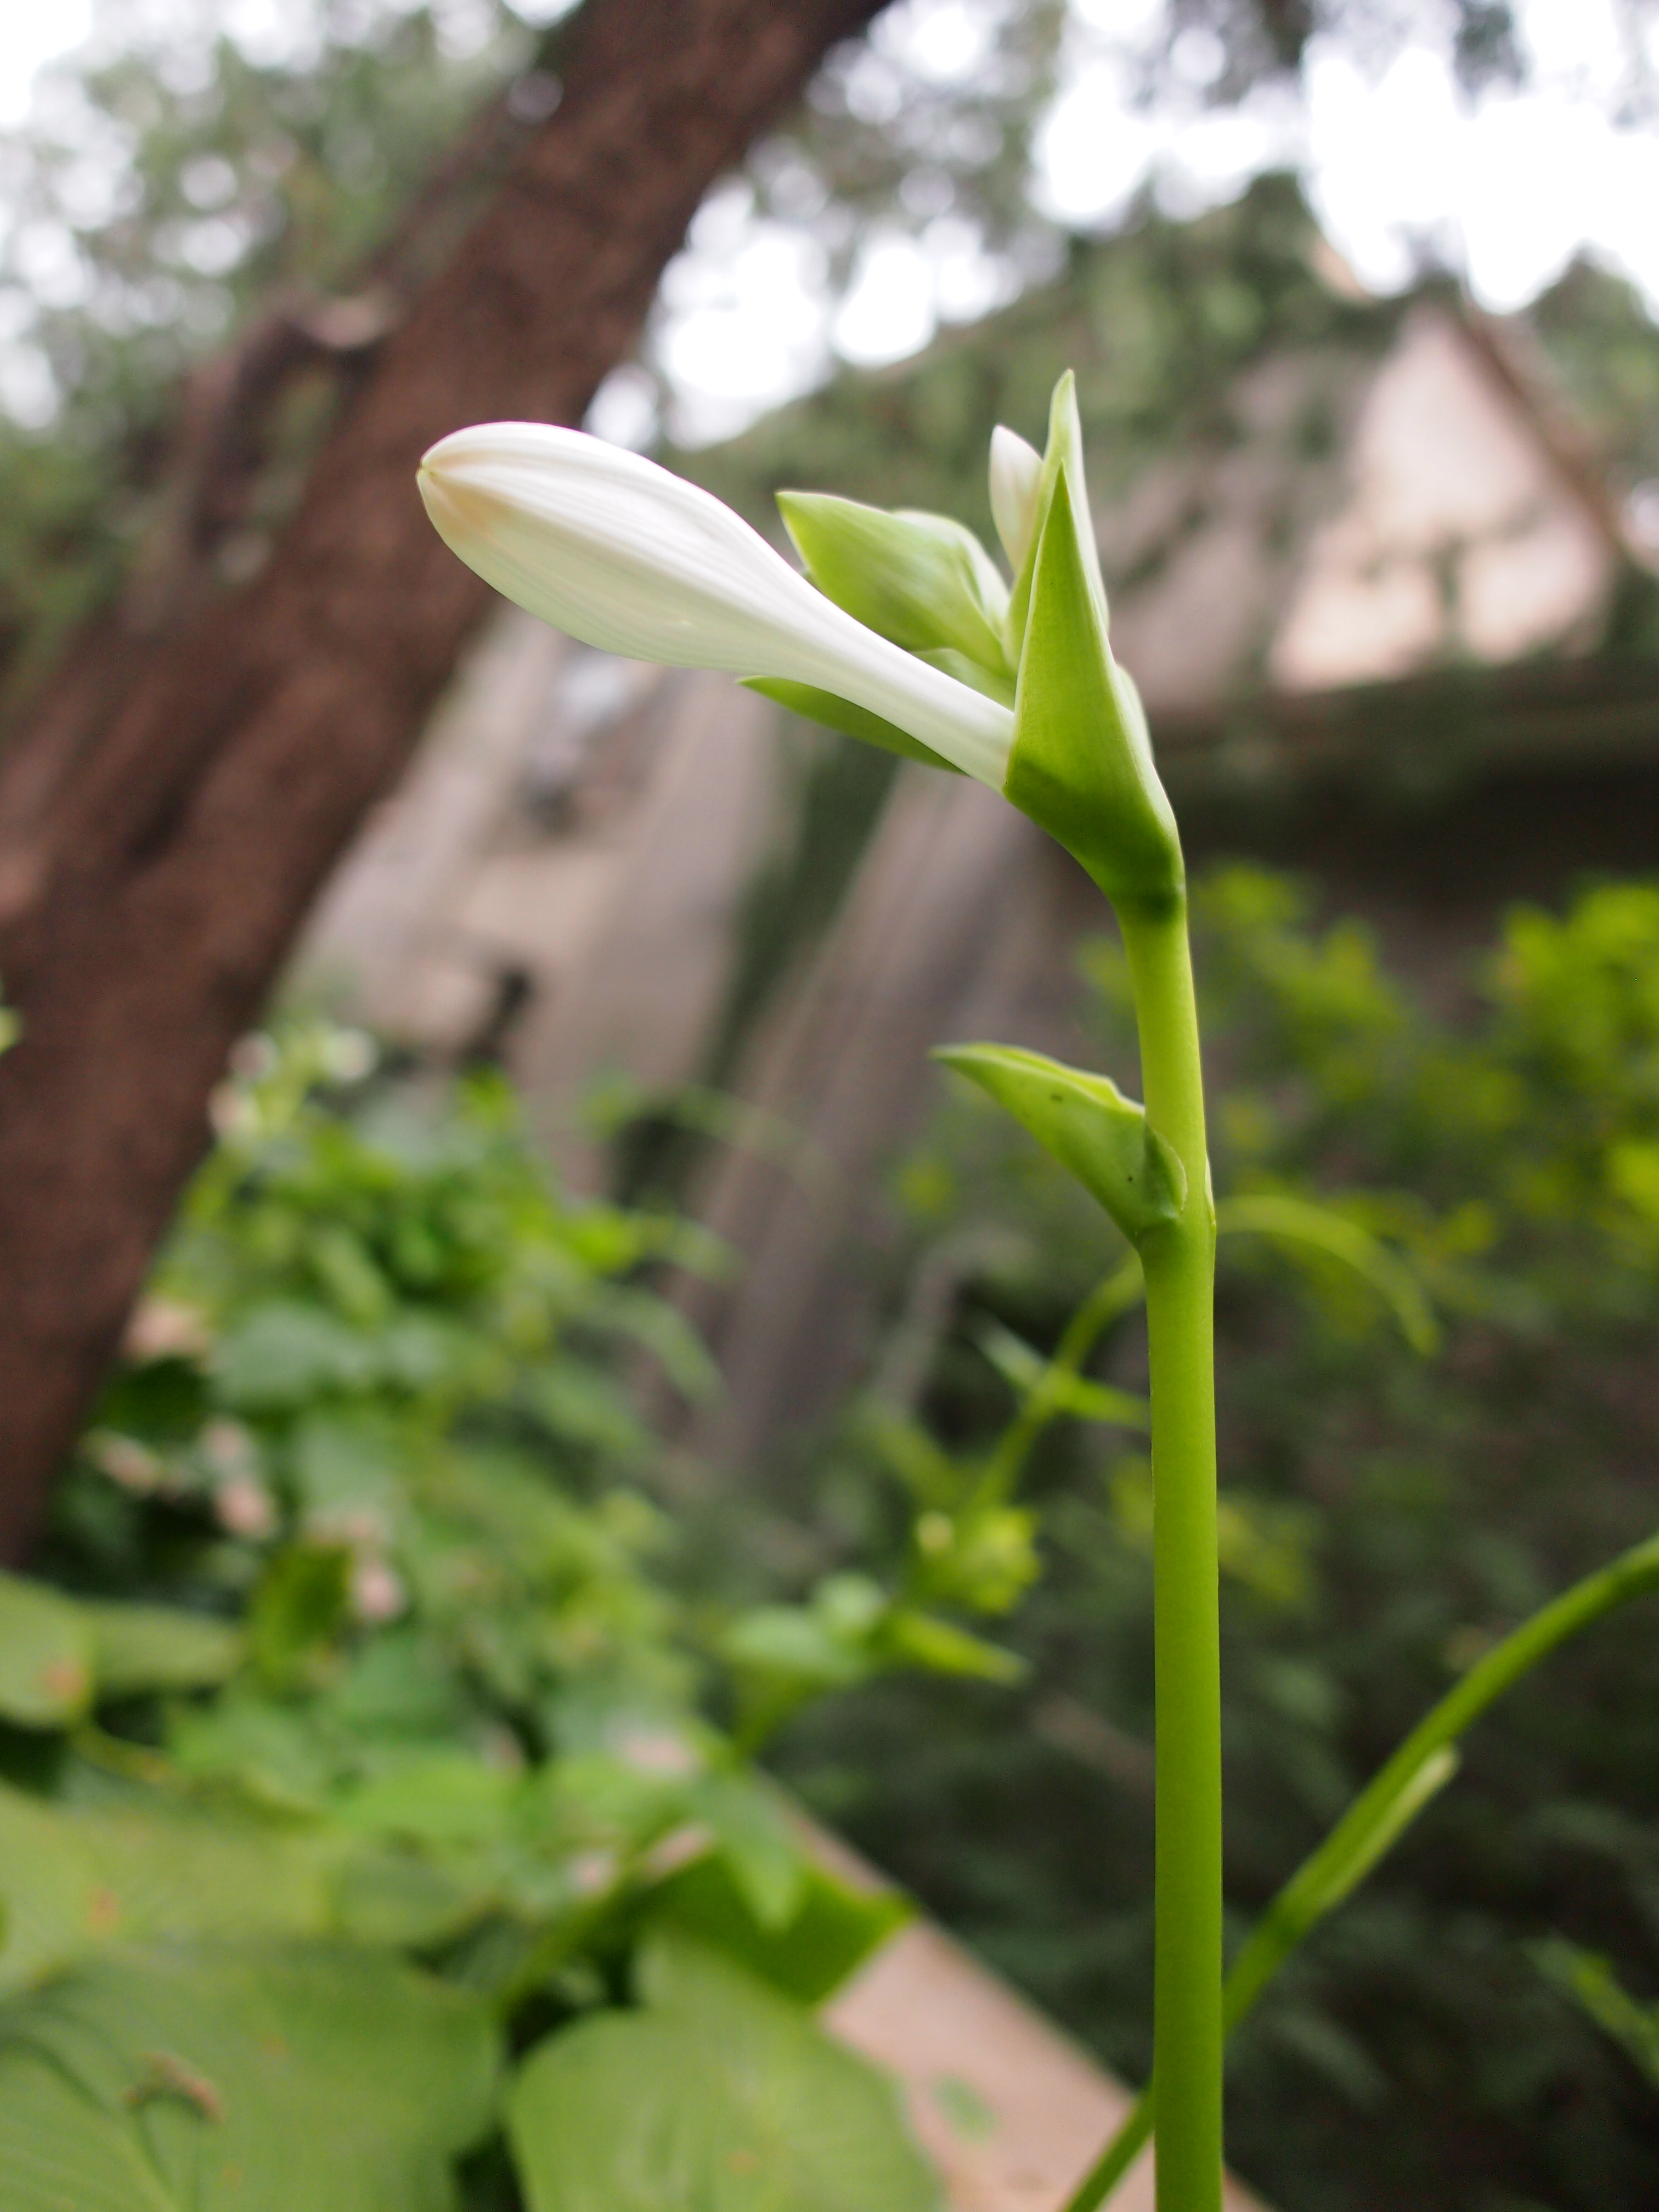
[988,424,1043,571]
[418,422,1013,786]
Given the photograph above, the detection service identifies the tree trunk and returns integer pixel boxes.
[0,0,885,1561]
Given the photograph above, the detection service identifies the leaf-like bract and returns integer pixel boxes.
[778,494,1009,677]
[743,678,961,772]
[1002,471,1182,908]
[934,1043,1184,1246]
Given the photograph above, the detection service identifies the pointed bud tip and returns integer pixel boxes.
[989,425,1043,571]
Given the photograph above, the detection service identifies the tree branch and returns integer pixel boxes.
[0,0,887,1559]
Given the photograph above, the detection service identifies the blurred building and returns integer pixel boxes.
[298,175,1659,1475]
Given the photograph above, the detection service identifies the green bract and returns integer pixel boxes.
[741,678,961,772]
[1003,469,1183,909]
[777,492,1013,691]
[933,1042,1186,1247]
[1002,369,1108,662]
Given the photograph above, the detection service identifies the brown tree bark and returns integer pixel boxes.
[0,0,886,1561]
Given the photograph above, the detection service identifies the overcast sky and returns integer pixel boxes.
[2,0,1657,446]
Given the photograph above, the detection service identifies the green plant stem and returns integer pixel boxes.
[1061,1524,1659,2212]
[1119,893,1221,2212]
[979,1254,1144,1499]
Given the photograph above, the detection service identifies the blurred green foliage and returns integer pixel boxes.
[0,1022,993,2208]
[768,868,1659,2212]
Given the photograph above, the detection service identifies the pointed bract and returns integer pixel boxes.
[934,1042,1184,1246]
[1002,371,1108,665]
[419,422,1013,787]
[777,493,1010,681]
[1003,471,1182,908]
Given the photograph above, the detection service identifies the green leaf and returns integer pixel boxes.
[247,1545,353,1691]
[331,1754,521,1845]
[507,1934,937,2212]
[684,1773,808,1933]
[1038,1372,1150,1427]
[1215,1192,1440,1355]
[599,1287,721,1404]
[0,1782,331,1994]
[0,1942,500,2212]
[0,1571,94,1726]
[326,1847,497,1949]
[291,1412,402,1520]
[167,1691,334,1811]
[934,1042,1184,1245]
[1533,1939,1659,2086]
[0,1576,240,1719]
[85,1602,244,1699]
[973,1318,1149,1430]
[309,1226,394,1325]
[644,1853,911,2007]
[881,1609,1026,1684]
[0,1784,112,1991]
[211,1303,380,1411]
[1002,467,1182,907]
[777,493,1010,676]
[743,679,961,774]
[720,1606,874,1695]
[522,1359,646,1457]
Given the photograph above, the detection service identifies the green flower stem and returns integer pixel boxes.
[1062,1524,1659,2212]
[979,1255,1144,1500]
[1119,893,1222,2212]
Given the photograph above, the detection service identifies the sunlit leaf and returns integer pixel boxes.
[0,1942,500,2211]
[0,1573,95,1726]
[0,1784,330,1994]
[685,1773,808,1932]
[644,1853,911,2007]
[86,1602,244,1699]
[508,1934,936,2212]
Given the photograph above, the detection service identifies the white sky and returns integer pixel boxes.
[0,10,93,126]
[2,0,1657,446]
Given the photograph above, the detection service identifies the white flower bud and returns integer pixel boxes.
[988,424,1044,571]
[419,423,1013,786]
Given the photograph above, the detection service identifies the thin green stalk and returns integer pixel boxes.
[1062,1525,1659,2212]
[1120,893,1221,2212]
[978,1254,1144,1500]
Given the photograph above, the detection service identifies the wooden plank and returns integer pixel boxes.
[827,1918,1267,2212]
